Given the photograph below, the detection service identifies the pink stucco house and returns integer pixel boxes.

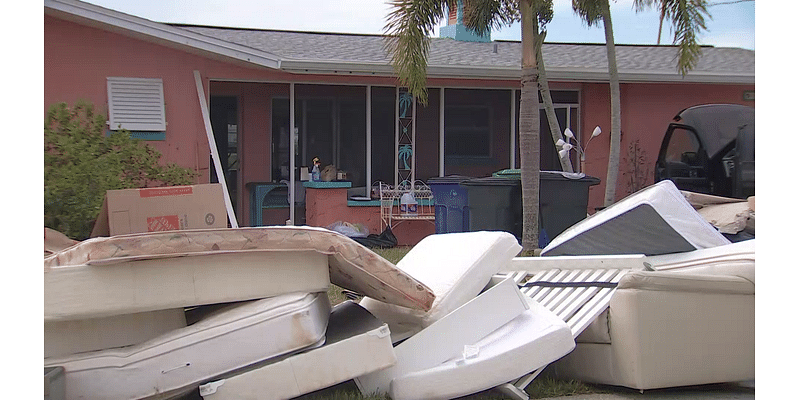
[44,0,755,244]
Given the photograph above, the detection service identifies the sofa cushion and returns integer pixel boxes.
[645,239,755,284]
[618,270,754,295]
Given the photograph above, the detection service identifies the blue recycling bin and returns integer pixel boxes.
[427,175,472,234]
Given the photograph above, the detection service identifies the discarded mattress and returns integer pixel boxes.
[45,308,187,359]
[44,226,435,321]
[44,292,330,400]
[199,301,396,400]
[355,276,533,396]
[542,180,730,257]
[644,239,755,283]
[388,297,574,400]
[359,231,521,342]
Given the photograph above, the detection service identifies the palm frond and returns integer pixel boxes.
[384,0,451,105]
[639,0,710,75]
[572,0,604,27]
[461,0,519,36]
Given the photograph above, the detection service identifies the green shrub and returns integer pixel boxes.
[44,101,198,240]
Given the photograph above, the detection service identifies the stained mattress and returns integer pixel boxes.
[199,301,396,400]
[44,226,435,321]
[44,292,331,400]
[542,180,730,257]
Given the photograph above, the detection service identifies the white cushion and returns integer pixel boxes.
[360,231,521,341]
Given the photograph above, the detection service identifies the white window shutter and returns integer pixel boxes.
[107,77,166,131]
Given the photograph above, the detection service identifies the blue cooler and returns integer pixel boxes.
[427,175,472,234]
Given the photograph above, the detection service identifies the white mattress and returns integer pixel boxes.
[44,226,435,322]
[355,276,530,396]
[389,298,575,400]
[44,292,330,400]
[359,231,521,342]
[199,301,396,400]
[542,180,730,256]
[44,309,187,359]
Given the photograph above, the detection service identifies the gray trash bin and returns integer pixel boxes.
[460,177,522,240]
[488,169,601,246]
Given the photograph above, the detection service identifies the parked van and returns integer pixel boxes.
[654,104,754,199]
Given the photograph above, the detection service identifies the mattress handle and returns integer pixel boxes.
[161,362,190,374]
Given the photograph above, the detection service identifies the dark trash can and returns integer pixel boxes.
[537,171,601,244]
[460,176,523,240]
[482,169,601,247]
[428,175,472,234]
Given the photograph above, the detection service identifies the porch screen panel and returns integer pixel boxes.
[338,99,367,187]
[370,87,396,185]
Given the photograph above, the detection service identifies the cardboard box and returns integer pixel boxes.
[91,184,228,237]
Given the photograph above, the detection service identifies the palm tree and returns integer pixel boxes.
[571,0,621,207]
[538,37,575,173]
[385,0,553,251]
[572,0,710,206]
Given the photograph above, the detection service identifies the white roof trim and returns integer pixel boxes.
[281,62,754,84]
[45,0,282,69]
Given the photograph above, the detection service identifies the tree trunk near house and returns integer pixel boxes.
[519,0,540,251]
[601,0,621,207]
[537,39,574,173]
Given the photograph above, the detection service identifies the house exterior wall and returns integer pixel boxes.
[45,13,755,230]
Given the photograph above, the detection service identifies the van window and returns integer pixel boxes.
[665,128,701,165]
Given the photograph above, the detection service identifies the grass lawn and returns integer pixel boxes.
[320,246,601,400]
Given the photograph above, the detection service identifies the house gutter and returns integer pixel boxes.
[281,60,753,85]
[45,0,282,70]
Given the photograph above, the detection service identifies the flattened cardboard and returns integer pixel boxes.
[91,184,227,237]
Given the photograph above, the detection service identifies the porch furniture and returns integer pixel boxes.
[247,182,289,226]
[379,180,435,231]
[547,261,755,391]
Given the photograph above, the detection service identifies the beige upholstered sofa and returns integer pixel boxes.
[548,263,754,391]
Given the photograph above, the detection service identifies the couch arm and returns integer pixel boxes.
[617,270,754,295]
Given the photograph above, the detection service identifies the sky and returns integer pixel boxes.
[79,0,755,50]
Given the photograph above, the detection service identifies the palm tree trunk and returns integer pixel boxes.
[601,0,621,207]
[537,39,574,173]
[519,0,540,251]
[657,1,667,45]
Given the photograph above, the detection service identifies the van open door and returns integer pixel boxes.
[655,123,713,194]
[655,104,754,199]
